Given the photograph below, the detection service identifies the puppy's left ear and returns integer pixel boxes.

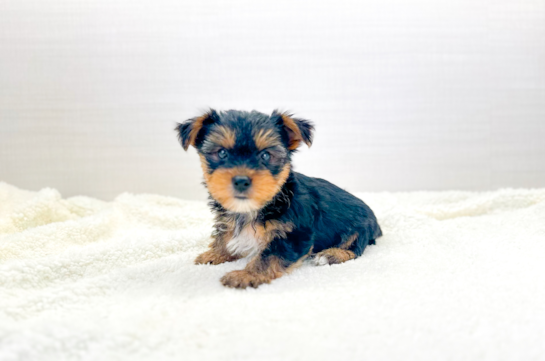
[272,110,314,150]
[176,109,219,150]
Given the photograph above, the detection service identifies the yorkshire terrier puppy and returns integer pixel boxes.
[176,110,382,289]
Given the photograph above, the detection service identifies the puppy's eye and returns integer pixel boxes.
[261,152,270,162]
[218,149,228,159]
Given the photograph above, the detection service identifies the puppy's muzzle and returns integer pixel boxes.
[232,176,252,193]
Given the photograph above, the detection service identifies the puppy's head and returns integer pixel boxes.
[176,109,313,213]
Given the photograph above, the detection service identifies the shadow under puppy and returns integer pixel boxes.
[176,109,382,289]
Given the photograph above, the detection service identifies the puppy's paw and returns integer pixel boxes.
[220,270,265,289]
[312,248,355,266]
[195,250,230,265]
[313,254,331,266]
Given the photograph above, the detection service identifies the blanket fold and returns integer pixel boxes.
[1,182,544,361]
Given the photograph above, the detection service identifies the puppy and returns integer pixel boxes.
[176,109,382,289]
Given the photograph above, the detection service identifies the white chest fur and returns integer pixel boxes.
[226,225,262,258]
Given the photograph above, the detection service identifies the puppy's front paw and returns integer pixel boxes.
[220,270,265,289]
[195,250,230,265]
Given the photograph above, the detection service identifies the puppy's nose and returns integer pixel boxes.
[232,176,252,193]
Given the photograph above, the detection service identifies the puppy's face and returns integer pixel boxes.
[177,110,313,213]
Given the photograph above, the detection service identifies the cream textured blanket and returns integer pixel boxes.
[1,182,544,360]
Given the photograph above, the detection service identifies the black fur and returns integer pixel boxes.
[260,172,382,262]
[177,110,309,177]
[209,171,383,264]
[177,109,381,274]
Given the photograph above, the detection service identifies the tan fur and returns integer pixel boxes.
[195,214,294,265]
[208,126,236,149]
[262,220,294,243]
[245,220,293,249]
[202,167,236,209]
[198,154,213,195]
[340,233,359,250]
[199,154,209,172]
[194,248,238,265]
[195,212,239,265]
[183,113,209,150]
[200,164,291,213]
[221,252,309,289]
[314,248,356,265]
[199,218,300,287]
[250,164,291,207]
[253,128,281,150]
[280,113,311,150]
[225,218,294,257]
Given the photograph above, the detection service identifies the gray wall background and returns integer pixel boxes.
[1,0,544,201]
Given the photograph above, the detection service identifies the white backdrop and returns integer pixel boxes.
[1,0,544,200]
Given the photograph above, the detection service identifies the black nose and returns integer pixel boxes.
[232,176,252,193]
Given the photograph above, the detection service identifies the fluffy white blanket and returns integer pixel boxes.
[1,182,544,360]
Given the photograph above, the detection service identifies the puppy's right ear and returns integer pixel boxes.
[176,109,219,151]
